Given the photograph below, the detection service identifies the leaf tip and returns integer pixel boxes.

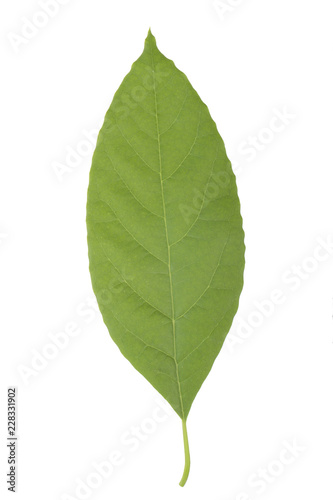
[145,28,157,49]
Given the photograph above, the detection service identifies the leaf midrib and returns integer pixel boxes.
[149,41,185,419]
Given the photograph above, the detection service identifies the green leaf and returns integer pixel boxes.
[86,29,245,486]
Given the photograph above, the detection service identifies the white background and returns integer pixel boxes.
[1,0,333,499]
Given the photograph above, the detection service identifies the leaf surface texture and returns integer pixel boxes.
[87,31,245,420]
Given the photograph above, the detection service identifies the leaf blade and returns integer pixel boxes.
[87,30,245,424]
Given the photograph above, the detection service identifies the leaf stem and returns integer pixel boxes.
[179,418,190,487]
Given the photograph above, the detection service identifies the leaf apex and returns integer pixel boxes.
[145,28,157,49]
